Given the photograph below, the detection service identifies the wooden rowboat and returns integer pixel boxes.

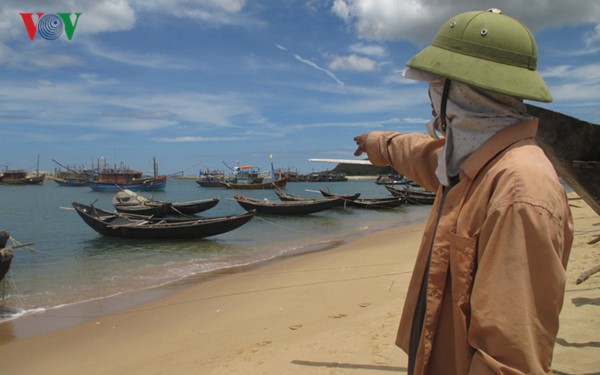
[319,189,405,209]
[113,190,220,216]
[384,185,436,205]
[221,177,288,190]
[72,202,254,239]
[233,194,342,215]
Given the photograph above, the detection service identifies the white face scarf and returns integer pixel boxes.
[427,80,532,186]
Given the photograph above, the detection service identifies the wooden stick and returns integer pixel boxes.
[576,264,600,285]
[1,242,35,250]
[588,235,600,245]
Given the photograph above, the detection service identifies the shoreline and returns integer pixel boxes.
[0,208,428,342]
[0,193,597,374]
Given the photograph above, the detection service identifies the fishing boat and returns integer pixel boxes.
[385,185,436,205]
[0,231,34,282]
[113,200,172,217]
[233,194,343,215]
[344,197,407,209]
[222,177,288,190]
[318,189,361,201]
[113,189,220,216]
[1,156,46,185]
[72,202,254,239]
[53,176,90,187]
[274,188,315,202]
[51,159,96,187]
[274,188,350,207]
[196,169,228,188]
[220,163,288,189]
[169,198,220,215]
[307,171,348,182]
[88,158,167,192]
[319,189,405,209]
[0,231,12,282]
[89,176,167,192]
[0,170,45,185]
[374,174,405,185]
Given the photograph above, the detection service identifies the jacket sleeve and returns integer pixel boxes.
[467,199,571,374]
[364,131,444,192]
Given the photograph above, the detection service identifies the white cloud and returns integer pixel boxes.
[153,135,249,143]
[0,80,265,132]
[79,73,120,86]
[83,39,192,69]
[133,0,245,14]
[331,0,351,22]
[584,24,600,47]
[329,54,378,72]
[132,0,255,27]
[330,0,600,44]
[541,62,600,103]
[349,43,386,57]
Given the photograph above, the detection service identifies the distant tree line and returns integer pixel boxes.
[330,163,397,176]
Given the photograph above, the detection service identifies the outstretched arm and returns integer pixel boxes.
[354,131,444,192]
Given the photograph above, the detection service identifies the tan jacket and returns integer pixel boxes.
[365,119,573,374]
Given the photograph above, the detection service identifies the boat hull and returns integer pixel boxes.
[72,203,254,239]
[221,177,288,190]
[234,195,342,215]
[89,176,167,192]
[2,175,45,185]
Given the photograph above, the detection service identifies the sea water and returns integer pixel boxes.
[0,178,432,325]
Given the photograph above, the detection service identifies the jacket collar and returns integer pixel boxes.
[460,118,539,181]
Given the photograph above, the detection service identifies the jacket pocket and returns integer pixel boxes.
[448,229,478,309]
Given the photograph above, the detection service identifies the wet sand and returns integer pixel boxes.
[0,193,598,374]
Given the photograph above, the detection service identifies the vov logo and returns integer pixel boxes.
[20,13,82,41]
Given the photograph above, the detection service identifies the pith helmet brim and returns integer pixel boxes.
[407,45,552,102]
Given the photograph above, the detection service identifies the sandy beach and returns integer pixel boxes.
[0,193,598,374]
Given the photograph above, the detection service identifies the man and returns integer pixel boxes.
[354,9,573,374]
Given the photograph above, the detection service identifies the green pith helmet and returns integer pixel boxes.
[407,9,552,102]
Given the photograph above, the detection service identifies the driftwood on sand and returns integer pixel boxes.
[576,264,600,285]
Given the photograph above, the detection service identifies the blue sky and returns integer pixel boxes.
[1,0,599,176]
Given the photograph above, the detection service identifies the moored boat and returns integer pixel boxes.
[374,174,405,185]
[0,231,34,282]
[113,189,220,216]
[219,163,288,189]
[318,189,361,201]
[0,231,12,282]
[170,198,220,215]
[221,177,288,190]
[53,177,90,187]
[274,187,349,207]
[344,196,407,209]
[233,194,342,215]
[88,158,167,192]
[274,188,315,201]
[319,189,405,209]
[113,201,173,217]
[196,169,228,188]
[1,170,45,185]
[385,185,436,205]
[89,176,167,192]
[72,202,254,239]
